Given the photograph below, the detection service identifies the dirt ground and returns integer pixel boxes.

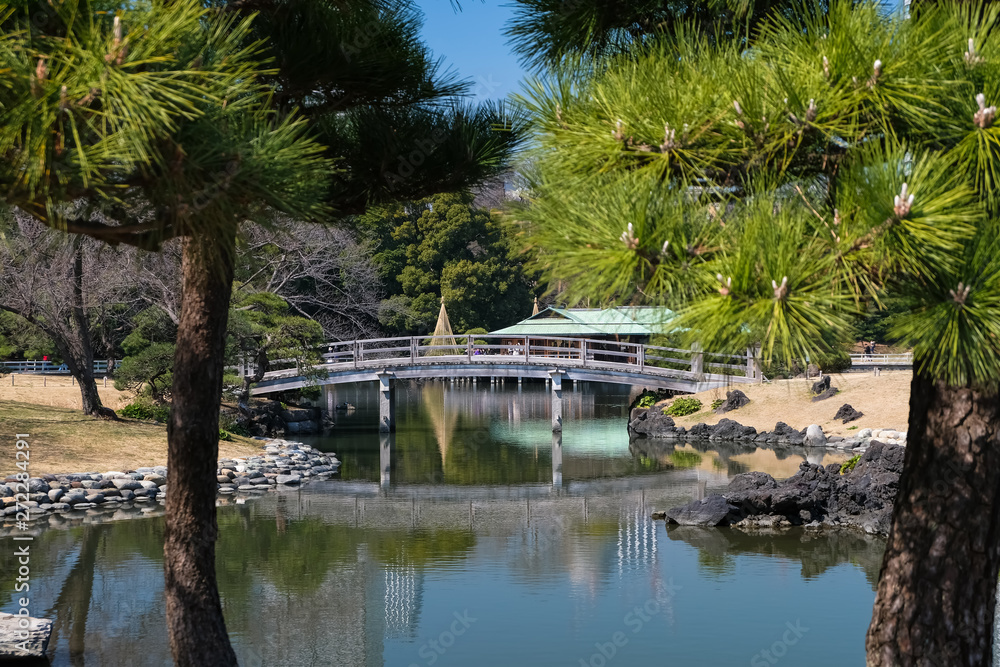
[666,370,913,436]
[0,374,132,410]
[0,398,262,476]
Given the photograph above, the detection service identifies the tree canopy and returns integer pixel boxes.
[516,0,1000,387]
[358,192,538,334]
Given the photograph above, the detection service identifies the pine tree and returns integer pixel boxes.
[513,1,1000,663]
[1,1,521,663]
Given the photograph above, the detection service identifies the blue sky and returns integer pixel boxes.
[418,1,529,101]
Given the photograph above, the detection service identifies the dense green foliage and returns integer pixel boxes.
[636,394,658,409]
[119,396,171,423]
[505,0,811,72]
[358,193,537,334]
[516,0,1000,388]
[0,311,56,360]
[114,308,177,401]
[664,397,702,416]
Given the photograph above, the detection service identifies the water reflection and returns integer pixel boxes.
[306,381,849,487]
[0,382,903,666]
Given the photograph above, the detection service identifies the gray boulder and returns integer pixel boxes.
[811,375,831,394]
[275,474,302,485]
[709,418,757,441]
[714,389,750,414]
[772,422,805,445]
[811,386,839,402]
[835,404,864,424]
[112,478,143,491]
[804,424,826,447]
[0,612,52,659]
[665,495,738,526]
[27,478,49,494]
[628,409,682,438]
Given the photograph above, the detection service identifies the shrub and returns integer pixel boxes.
[839,454,861,474]
[710,398,724,410]
[636,394,658,409]
[219,413,252,438]
[120,398,170,423]
[664,397,703,417]
[219,429,233,442]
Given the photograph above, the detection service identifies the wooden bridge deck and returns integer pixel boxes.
[250,335,761,396]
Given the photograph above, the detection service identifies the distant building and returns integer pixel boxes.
[488,306,676,362]
[489,306,675,343]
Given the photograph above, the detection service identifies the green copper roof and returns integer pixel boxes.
[489,306,675,337]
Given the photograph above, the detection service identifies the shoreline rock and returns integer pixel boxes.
[1,439,339,527]
[0,613,52,660]
[663,441,904,535]
[628,408,906,450]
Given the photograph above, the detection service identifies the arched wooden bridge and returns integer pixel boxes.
[249,335,761,433]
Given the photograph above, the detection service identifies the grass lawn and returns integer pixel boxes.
[0,400,263,476]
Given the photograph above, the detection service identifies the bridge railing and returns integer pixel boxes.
[848,352,913,365]
[253,335,763,384]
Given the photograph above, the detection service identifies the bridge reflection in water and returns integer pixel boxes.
[7,382,883,667]
[315,381,850,492]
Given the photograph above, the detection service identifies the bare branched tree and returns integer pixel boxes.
[238,221,383,340]
[0,210,137,416]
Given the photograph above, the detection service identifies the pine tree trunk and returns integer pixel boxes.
[866,370,1000,666]
[164,230,238,666]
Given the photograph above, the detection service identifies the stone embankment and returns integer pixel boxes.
[628,408,907,451]
[0,439,339,523]
[664,441,905,535]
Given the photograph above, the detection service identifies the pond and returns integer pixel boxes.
[2,381,903,665]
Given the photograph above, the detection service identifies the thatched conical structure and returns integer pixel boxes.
[532,297,540,315]
[427,297,457,355]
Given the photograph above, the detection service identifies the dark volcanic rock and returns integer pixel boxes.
[834,403,864,423]
[811,386,839,402]
[727,471,778,495]
[687,422,713,438]
[663,441,905,535]
[811,375,831,394]
[772,422,805,445]
[665,495,738,526]
[628,409,682,437]
[709,418,757,441]
[715,389,750,414]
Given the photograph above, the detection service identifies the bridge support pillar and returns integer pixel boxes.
[549,369,565,432]
[377,372,395,433]
[551,431,563,487]
[323,385,337,417]
[379,432,394,489]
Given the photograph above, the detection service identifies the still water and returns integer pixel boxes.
[3,381,893,666]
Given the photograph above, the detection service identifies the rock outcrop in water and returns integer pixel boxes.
[664,441,905,535]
